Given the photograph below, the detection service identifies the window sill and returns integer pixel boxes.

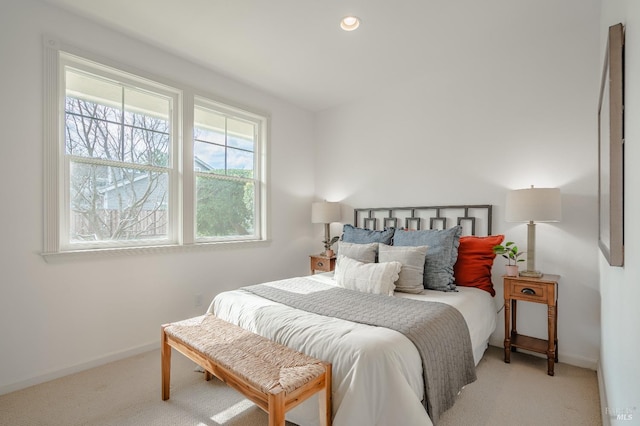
[41,239,271,263]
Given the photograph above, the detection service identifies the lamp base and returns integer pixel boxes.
[519,270,543,278]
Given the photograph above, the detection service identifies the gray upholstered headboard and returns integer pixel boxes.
[352,205,493,236]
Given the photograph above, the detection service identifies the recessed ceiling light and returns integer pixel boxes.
[340,16,360,31]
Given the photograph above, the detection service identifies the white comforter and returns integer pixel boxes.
[208,273,497,426]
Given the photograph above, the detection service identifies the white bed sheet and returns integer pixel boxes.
[208,273,497,426]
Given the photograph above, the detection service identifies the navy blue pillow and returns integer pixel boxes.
[342,224,395,245]
[393,226,462,292]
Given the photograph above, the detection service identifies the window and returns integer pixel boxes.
[44,41,268,258]
[194,99,262,241]
[63,64,177,248]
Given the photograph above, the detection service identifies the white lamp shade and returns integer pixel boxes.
[312,202,341,224]
[506,187,561,222]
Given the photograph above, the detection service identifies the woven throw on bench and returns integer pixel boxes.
[243,277,476,425]
[165,314,326,394]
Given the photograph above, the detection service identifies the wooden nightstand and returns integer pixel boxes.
[503,274,560,376]
[309,254,336,274]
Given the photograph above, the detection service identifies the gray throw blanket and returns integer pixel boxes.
[243,278,476,424]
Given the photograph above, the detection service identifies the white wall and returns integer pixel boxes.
[315,0,602,369]
[0,0,317,394]
[599,1,640,424]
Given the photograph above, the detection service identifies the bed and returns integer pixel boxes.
[208,205,501,426]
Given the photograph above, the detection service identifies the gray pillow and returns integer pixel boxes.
[393,226,462,292]
[342,224,395,245]
[337,241,378,263]
[378,244,428,294]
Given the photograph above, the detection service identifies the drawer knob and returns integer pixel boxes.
[317,262,324,267]
[521,287,536,295]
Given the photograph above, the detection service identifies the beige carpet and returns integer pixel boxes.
[0,345,601,426]
[438,346,601,426]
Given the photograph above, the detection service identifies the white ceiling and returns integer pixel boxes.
[41,0,492,111]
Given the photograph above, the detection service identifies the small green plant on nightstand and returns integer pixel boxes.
[493,241,525,276]
[323,236,340,256]
[493,241,525,265]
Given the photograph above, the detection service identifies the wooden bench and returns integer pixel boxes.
[161,314,332,426]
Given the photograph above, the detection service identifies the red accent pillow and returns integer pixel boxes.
[453,235,504,296]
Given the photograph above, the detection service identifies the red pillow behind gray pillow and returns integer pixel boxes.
[453,235,504,296]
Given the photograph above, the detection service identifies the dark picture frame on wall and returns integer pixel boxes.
[598,23,625,267]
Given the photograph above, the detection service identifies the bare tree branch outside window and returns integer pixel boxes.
[65,91,170,242]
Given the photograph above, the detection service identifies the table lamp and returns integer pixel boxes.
[312,201,341,256]
[506,186,561,277]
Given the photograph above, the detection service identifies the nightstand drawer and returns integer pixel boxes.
[509,281,547,302]
[312,258,331,270]
[309,255,336,274]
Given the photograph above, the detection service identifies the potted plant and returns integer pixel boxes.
[323,236,340,257]
[493,241,525,276]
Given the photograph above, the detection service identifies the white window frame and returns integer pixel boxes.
[193,96,266,244]
[59,54,182,251]
[42,37,269,261]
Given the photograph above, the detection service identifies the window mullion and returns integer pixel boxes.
[120,86,125,163]
[182,91,194,245]
[224,117,229,175]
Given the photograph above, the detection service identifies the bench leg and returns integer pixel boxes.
[319,364,332,426]
[268,391,285,426]
[161,326,171,401]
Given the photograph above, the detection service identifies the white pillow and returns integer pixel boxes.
[378,244,428,294]
[337,241,378,263]
[334,255,401,296]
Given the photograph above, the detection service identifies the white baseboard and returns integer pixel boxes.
[597,360,610,426]
[0,341,159,396]
[557,352,598,370]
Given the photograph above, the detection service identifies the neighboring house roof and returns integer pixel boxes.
[98,156,213,210]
